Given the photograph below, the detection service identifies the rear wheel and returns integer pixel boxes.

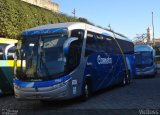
[126,70,131,85]
[126,74,130,85]
[122,70,130,86]
[122,75,127,86]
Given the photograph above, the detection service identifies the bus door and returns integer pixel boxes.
[0,46,14,94]
[85,32,99,91]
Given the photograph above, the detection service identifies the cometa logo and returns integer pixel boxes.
[97,55,112,65]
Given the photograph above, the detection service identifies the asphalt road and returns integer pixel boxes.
[0,74,160,115]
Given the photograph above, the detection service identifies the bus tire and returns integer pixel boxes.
[122,71,130,86]
[81,79,91,101]
[127,75,131,85]
[122,75,127,86]
[126,70,131,85]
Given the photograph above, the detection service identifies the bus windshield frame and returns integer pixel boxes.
[135,51,153,68]
[15,33,69,81]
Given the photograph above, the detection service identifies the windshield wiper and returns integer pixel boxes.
[40,52,50,77]
[20,51,24,71]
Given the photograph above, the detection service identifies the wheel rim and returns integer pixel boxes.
[85,84,89,98]
[123,77,126,85]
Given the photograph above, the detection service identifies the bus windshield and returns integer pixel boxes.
[16,34,68,81]
[135,51,153,68]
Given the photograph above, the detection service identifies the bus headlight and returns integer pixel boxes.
[14,80,69,91]
[53,81,68,90]
[14,83,21,90]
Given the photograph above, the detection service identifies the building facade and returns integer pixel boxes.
[21,0,59,12]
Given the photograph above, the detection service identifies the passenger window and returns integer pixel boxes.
[96,34,106,52]
[7,46,16,60]
[71,29,84,42]
[112,38,122,54]
[85,32,122,55]
[103,36,113,53]
[117,39,134,54]
[70,29,84,55]
[0,47,4,60]
[85,32,97,57]
[66,30,84,71]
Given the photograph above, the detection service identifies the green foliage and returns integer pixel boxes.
[0,0,77,39]
[78,17,94,25]
[0,0,126,39]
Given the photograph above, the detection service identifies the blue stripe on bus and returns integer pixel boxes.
[14,75,70,88]
[22,28,67,36]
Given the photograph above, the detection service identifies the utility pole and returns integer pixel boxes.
[152,12,155,48]
[108,24,111,31]
[72,8,76,18]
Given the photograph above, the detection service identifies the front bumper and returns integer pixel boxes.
[136,67,156,76]
[14,80,71,100]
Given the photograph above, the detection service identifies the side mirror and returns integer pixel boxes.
[17,41,22,50]
[63,37,78,56]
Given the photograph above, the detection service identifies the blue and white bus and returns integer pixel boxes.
[135,44,157,77]
[14,22,134,100]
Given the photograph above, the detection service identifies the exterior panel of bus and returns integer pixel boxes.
[135,45,156,77]
[0,38,18,95]
[14,22,134,100]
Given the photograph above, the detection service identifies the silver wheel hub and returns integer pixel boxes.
[123,77,126,85]
[85,84,88,98]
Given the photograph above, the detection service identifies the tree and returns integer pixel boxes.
[133,33,147,45]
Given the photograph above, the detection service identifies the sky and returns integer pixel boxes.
[52,0,160,39]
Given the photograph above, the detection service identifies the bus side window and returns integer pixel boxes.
[117,39,134,54]
[85,32,96,57]
[109,37,121,54]
[103,36,113,53]
[96,34,106,52]
[0,47,4,60]
[7,46,16,60]
[67,30,84,71]
[70,29,84,53]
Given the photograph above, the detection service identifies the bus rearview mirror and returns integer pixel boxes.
[63,37,78,56]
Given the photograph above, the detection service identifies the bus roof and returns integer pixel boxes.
[22,22,132,42]
[134,44,154,52]
[0,38,18,44]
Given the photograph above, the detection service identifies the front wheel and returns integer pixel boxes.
[126,74,131,85]
[81,80,91,101]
